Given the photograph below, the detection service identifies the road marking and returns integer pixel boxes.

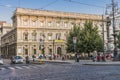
[22,66,30,69]
[15,66,23,69]
[8,67,15,70]
[29,66,37,68]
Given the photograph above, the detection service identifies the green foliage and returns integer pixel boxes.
[66,20,103,55]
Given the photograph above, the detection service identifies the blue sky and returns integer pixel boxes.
[0,0,120,23]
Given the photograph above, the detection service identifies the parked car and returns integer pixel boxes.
[11,56,23,64]
[0,56,3,65]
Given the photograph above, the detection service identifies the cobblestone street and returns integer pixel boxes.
[1,62,120,80]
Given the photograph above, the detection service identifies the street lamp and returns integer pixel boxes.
[73,37,77,61]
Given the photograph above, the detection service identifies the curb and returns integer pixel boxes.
[82,62,120,66]
[83,64,120,66]
[31,60,71,64]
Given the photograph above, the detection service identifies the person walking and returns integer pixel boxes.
[32,55,35,62]
[26,55,30,64]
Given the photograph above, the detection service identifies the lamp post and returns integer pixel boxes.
[73,37,77,61]
[5,43,9,58]
[53,40,55,59]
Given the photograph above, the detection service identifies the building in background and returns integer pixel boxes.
[0,21,13,55]
[1,8,107,58]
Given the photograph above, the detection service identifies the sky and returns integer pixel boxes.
[0,0,120,23]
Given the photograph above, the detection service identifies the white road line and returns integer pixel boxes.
[8,67,15,70]
[15,66,23,69]
[22,66,30,69]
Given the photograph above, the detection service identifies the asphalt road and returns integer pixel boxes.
[0,62,120,80]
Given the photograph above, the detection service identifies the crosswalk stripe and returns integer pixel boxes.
[22,66,30,69]
[8,67,15,70]
[15,66,23,69]
[0,65,42,70]
[29,66,37,68]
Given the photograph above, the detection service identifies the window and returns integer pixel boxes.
[23,20,28,26]
[32,30,37,41]
[48,22,52,26]
[23,32,28,41]
[33,49,36,54]
[32,35,37,41]
[40,21,44,26]
[32,20,36,26]
[48,33,52,40]
[56,21,60,27]
[64,22,67,27]
[56,33,61,40]
[25,49,28,55]
[71,23,74,28]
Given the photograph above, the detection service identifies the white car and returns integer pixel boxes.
[11,56,23,64]
[0,57,3,65]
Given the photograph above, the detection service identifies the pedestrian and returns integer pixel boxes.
[75,53,77,62]
[62,55,65,61]
[53,54,55,60]
[97,53,101,62]
[76,55,80,62]
[91,55,95,62]
[32,55,35,62]
[26,55,30,64]
[101,54,105,62]
[10,56,14,64]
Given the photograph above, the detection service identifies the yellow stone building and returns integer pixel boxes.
[1,8,107,58]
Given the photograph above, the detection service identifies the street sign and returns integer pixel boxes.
[73,37,77,44]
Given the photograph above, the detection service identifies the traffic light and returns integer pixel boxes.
[106,17,111,26]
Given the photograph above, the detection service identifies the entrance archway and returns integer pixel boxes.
[57,47,62,57]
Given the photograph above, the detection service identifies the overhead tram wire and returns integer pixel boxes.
[39,0,59,10]
[63,0,105,9]
[0,4,16,8]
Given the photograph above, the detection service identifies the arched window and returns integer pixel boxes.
[32,30,37,41]
[56,33,61,40]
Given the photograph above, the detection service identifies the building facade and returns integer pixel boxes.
[1,8,107,58]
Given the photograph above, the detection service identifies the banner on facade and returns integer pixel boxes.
[54,40,64,43]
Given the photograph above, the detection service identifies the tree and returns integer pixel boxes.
[117,32,120,49]
[66,25,81,53]
[66,20,103,56]
[81,21,103,56]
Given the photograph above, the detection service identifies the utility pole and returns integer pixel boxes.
[106,0,118,58]
[102,15,105,60]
